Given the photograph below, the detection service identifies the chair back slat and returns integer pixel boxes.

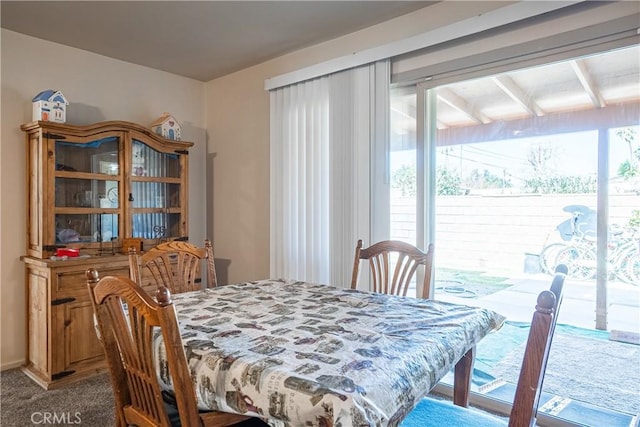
[392,253,415,296]
[352,240,435,299]
[129,239,217,294]
[508,264,567,427]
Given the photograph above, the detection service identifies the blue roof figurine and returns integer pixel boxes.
[32,90,69,123]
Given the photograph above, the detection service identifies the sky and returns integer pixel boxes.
[391,126,637,189]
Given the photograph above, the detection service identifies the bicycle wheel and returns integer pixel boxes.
[539,243,568,275]
[610,239,639,285]
[554,246,596,281]
[623,252,640,285]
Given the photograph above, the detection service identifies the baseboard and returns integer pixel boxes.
[433,377,634,427]
[610,330,640,345]
[1,359,25,371]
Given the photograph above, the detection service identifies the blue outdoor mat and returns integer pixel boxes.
[474,321,609,376]
[468,321,638,423]
[437,321,637,426]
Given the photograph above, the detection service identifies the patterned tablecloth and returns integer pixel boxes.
[156,279,505,427]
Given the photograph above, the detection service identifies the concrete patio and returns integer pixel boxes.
[436,272,640,337]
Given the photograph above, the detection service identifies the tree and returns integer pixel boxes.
[616,127,639,180]
[523,143,596,194]
[391,164,466,196]
[526,144,554,176]
[391,164,416,197]
[465,168,511,189]
[437,167,463,195]
[629,210,640,227]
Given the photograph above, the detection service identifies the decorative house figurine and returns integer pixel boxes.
[32,90,68,123]
[150,112,181,141]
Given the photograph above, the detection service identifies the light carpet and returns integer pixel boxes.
[0,369,115,427]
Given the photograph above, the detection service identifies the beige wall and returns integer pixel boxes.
[204,1,638,285]
[0,29,206,368]
[205,1,506,284]
[2,1,622,368]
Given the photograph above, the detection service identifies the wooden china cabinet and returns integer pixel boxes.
[20,120,193,389]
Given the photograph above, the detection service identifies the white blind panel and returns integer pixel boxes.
[328,66,371,287]
[270,61,389,287]
[270,78,330,283]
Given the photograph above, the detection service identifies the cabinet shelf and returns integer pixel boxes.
[55,207,120,214]
[55,171,122,181]
[132,208,181,213]
[131,176,181,183]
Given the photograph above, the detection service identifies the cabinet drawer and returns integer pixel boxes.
[56,266,130,293]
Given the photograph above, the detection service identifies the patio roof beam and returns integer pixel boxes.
[436,101,639,146]
[570,59,606,108]
[492,75,544,117]
[437,88,490,124]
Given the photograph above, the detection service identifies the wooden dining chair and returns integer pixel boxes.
[86,268,264,427]
[129,239,217,293]
[400,264,568,427]
[351,239,435,299]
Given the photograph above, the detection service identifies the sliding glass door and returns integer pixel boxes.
[390,45,639,424]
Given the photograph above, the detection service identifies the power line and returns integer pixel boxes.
[438,150,597,181]
[463,144,526,162]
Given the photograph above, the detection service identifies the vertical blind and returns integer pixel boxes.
[270,61,389,287]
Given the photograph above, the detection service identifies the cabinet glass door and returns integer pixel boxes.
[54,136,120,245]
[130,140,184,240]
[54,213,119,243]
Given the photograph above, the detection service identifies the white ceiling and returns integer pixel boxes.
[1,1,432,82]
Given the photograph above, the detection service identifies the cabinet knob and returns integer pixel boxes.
[128,193,134,202]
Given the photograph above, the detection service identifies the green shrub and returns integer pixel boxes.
[523,175,597,194]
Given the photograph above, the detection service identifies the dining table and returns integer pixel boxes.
[155,279,505,427]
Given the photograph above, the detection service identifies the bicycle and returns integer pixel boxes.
[539,206,595,276]
[539,207,639,285]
